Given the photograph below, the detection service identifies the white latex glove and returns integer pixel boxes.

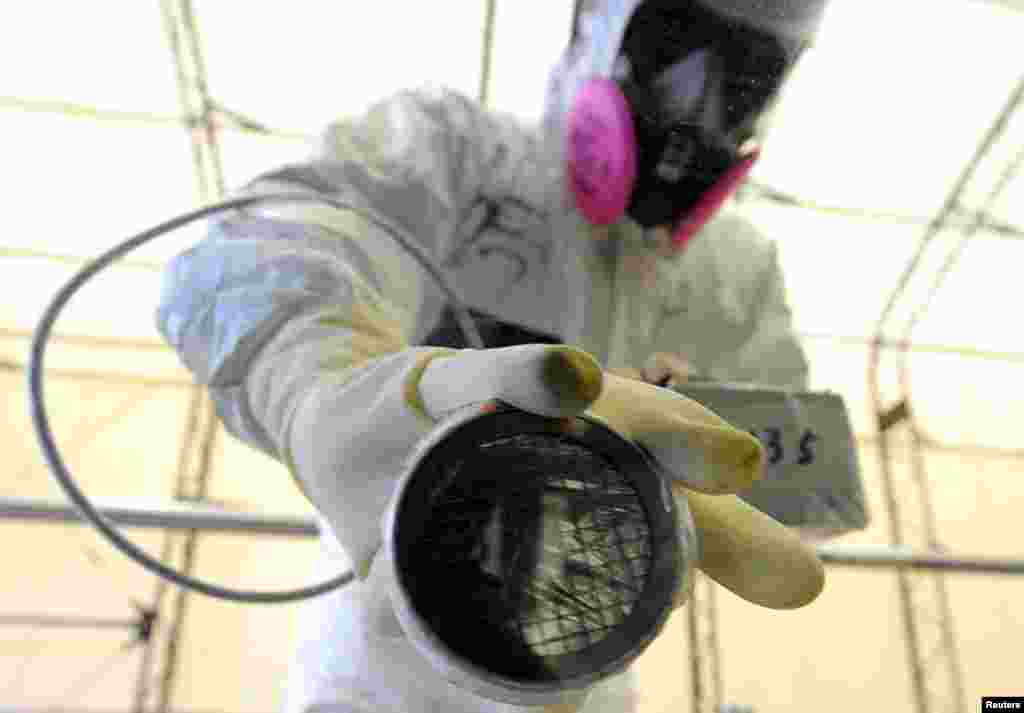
[284,343,608,644]
[285,344,601,582]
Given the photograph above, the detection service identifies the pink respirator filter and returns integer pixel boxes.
[566,78,639,226]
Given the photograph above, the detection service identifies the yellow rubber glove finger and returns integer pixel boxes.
[681,487,826,609]
[587,372,765,495]
[592,366,823,610]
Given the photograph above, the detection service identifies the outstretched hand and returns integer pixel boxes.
[417,344,825,611]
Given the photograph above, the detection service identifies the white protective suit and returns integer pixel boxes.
[155,2,816,711]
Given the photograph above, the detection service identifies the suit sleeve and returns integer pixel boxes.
[155,86,545,460]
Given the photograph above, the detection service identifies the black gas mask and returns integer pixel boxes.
[566,0,807,250]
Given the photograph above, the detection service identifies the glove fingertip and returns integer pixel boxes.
[736,429,767,485]
[700,426,767,492]
[542,346,604,411]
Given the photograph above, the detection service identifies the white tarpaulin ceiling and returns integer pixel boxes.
[3,0,1023,453]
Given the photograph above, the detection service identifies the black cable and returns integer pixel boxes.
[28,192,483,604]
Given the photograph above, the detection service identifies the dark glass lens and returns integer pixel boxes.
[620,0,795,134]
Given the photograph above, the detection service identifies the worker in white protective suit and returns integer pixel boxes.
[156,1,832,711]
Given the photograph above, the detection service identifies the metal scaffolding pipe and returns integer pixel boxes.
[0,614,137,631]
[2,496,1023,574]
[0,496,317,537]
[816,543,1024,575]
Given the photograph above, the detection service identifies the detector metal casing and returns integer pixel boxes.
[382,402,683,707]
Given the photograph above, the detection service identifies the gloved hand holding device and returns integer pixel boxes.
[275,334,824,624]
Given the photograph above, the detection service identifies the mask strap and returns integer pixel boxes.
[670,147,759,251]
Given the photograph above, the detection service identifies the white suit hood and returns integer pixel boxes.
[542,0,828,206]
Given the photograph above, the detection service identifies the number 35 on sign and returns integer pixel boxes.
[749,428,819,467]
